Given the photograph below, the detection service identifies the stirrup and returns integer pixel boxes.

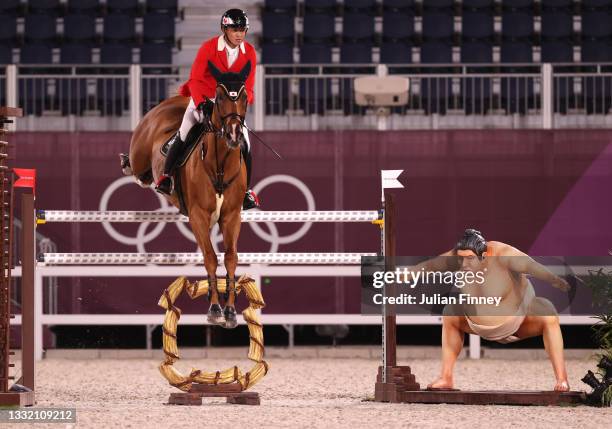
[155,175,173,195]
[242,189,260,210]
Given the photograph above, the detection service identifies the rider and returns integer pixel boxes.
[155,8,260,210]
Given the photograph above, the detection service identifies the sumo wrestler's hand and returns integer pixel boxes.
[551,277,571,292]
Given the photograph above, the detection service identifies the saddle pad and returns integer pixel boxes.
[160,122,207,168]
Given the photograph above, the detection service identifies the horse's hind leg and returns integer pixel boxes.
[219,211,241,329]
[189,207,224,325]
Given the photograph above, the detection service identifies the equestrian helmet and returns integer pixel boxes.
[221,9,249,30]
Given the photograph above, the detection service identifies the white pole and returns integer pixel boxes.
[129,65,142,131]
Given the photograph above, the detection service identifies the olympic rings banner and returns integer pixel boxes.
[11,130,612,316]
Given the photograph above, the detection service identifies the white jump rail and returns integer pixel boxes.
[38,252,376,265]
[36,210,382,223]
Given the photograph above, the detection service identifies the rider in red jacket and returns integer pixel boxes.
[155,9,260,210]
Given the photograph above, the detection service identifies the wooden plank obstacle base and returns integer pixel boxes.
[374,366,585,406]
[375,193,587,407]
[168,384,260,406]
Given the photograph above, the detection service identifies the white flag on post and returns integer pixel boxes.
[381,169,404,201]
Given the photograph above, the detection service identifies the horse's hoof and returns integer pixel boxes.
[223,306,238,329]
[207,304,225,325]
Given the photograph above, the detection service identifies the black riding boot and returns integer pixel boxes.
[155,131,186,195]
[241,144,260,210]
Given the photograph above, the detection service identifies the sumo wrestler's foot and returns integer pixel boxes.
[554,380,570,392]
[426,377,456,391]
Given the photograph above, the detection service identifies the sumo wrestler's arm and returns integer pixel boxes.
[498,245,571,292]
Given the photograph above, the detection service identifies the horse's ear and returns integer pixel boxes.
[239,61,251,82]
[208,61,223,81]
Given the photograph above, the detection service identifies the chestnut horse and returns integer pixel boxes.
[122,62,251,328]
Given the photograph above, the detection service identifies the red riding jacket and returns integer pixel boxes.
[179,35,257,106]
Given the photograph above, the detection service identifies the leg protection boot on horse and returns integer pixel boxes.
[206,277,225,325]
[241,143,260,210]
[223,275,238,329]
[155,131,187,196]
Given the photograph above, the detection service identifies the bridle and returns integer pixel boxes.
[206,83,247,196]
[211,83,246,141]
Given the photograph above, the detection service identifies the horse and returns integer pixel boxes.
[121,61,251,328]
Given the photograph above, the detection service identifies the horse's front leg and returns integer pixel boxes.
[220,210,241,329]
[189,206,224,325]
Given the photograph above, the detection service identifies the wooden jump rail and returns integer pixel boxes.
[0,106,35,407]
[375,193,586,406]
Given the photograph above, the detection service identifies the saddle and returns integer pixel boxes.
[160,122,209,216]
[160,122,207,166]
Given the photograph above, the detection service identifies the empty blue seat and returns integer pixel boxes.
[262,12,294,41]
[304,0,337,13]
[541,40,573,62]
[420,41,453,63]
[262,42,293,63]
[463,0,495,8]
[581,11,612,39]
[421,77,453,114]
[581,39,612,62]
[143,14,175,43]
[382,12,414,41]
[463,77,493,114]
[0,15,18,45]
[300,42,332,63]
[541,0,573,8]
[540,10,572,39]
[380,41,412,63]
[20,44,53,63]
[264,0,297,14]
[0,0,22,15]
[107,0,141,16]
[146,0,178,16]
[100,44,132,64]
[104,15,135,43]
[583,76,612,114]
[343,12,374,42]
[340,42,372,63]
[265,77,291,114]
[0,46,13,64]
[67,0,100,15]
[140,44,172,64]
[423,0,454,9]
[502,0,534,9]
[501,10,534,38]
[24,14,57,42]
[303,13,335,41]
[63,14,96,42]
[29,0,62,15]
[60,43,92,63]
[501,77,535,114]
[344,0,377,12]
[500,40,532,62]
[583,0,612,9]
[461,40,493,62]
[462,10,494,39]
[422,11,454,40]
[382,0,415,12]
[299,78,332,114]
